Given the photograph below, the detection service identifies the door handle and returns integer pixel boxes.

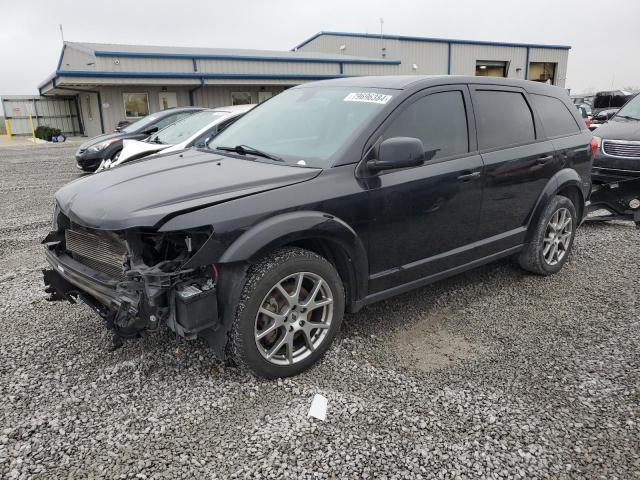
[536,155,553,164]
[457,171,481,181]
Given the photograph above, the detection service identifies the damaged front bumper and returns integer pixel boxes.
[42,235,220,340]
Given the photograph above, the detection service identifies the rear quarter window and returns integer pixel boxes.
[474,90,536,150]
[531,94,580,137]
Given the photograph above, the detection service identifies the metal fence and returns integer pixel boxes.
[1,96,82,136]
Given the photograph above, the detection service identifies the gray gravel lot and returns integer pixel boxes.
[0,143,638,479]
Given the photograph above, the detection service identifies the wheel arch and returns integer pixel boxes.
[218,211,369,309]
[525,169,586,243]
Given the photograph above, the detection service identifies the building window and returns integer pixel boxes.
[231,92,252,106]
[475,60,509,78]
[123,93,149,118]
[528,62,556,84]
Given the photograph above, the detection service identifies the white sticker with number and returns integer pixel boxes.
[344,92,393,104]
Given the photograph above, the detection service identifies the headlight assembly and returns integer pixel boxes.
[88,139,118,152]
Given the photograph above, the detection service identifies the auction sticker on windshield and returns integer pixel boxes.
[344,92,393,104]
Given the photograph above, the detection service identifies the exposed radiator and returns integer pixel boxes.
[65,226,128,280]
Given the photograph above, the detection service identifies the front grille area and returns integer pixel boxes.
[65,225,128,280]
[603,140,640,158]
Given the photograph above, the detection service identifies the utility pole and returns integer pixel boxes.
[380,18,386,58]
[59,24,64,43]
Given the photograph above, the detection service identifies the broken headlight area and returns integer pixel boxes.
[43,219,220,340]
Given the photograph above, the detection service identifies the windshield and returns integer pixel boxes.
[121,114,161,133]
[614,94,640,120]
[209,87,395,167]
[150,111,226,144]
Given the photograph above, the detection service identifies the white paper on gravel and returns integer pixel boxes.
[308,394,328,421]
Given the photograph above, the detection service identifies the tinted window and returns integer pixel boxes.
[384,91,469,160]
[531,94,580,136]
[121,113,162,133]
[474,90,535,150]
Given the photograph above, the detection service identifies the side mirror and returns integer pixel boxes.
[367,137,425,172]
[142,126,159,135]
[606,111,617,120]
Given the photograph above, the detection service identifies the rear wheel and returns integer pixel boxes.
[228,247,344,378]
[519,195,577,275]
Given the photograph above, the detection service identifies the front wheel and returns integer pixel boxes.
[519,195,577,275]
[228,247,344,378]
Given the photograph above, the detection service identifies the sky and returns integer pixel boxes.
[1,0,639,114]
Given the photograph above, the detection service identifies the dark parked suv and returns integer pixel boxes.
[591,93,640,183]
[43,76,592,378]
[74,107,202,171]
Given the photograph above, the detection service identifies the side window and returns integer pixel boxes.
[531,94,580,137]
[384,91,469,161]
[474,90,535,150]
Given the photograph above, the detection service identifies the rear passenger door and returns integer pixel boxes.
[529,93,591,192]
[471,86,557,250]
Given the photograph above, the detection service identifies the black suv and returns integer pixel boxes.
[43,76,592,378]
[74,107,203,172]
[591,93,640,182]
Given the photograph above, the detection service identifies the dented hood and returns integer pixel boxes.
[56,149,321,230]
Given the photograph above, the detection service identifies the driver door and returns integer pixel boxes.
[364,86,485,293]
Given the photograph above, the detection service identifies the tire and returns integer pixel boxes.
[518,195,577,275]
[228,247,344,378]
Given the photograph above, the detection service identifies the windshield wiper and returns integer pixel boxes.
[616,115,640,121]
[216,144,282,161]
[151,137,164,144]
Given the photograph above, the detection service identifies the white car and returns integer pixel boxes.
[97,104,255,171]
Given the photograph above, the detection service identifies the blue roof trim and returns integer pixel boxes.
[93,50,400,65]
[56,70,343,80]
[292,31,571,51]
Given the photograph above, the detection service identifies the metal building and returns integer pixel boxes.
[293,31,570,86]
[36,32,570,136]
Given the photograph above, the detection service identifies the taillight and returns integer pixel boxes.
[585,119,592,128]
[590,136,601,156]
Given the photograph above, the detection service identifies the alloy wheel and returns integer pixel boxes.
[543,207,572,266]
[254,272,334,366]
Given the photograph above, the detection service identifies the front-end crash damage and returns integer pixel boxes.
[42,209,223,344]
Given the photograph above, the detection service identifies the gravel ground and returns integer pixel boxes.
[0,144,638,479]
